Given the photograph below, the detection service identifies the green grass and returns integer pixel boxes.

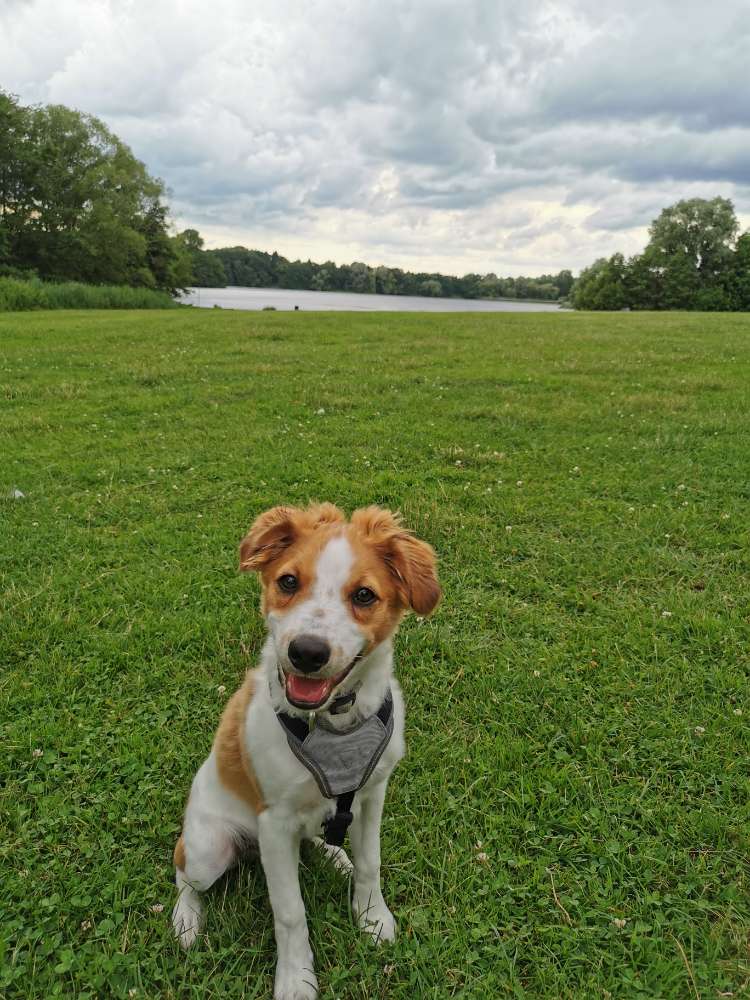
[1,307,749,999]
[0,277,177,311]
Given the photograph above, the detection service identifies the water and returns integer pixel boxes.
[181,286,561,312]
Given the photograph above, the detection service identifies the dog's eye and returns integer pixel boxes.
[278,574,299,593]
[352,586,377,607]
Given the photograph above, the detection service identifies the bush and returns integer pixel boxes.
[0,277,178,311]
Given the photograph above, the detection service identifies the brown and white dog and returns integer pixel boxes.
[172,503,440,1000]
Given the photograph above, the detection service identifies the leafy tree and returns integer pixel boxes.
[554,269,574,297]
[648,197,738,287]
[419,278,443,297]
[574,198,748,311]
[374,266,397,294]
[624,251,660,309]
[571,255,628,310]
[348,262,375,293]
[0,92,30,237]
[726,232,750,310]
[0,90,186,292]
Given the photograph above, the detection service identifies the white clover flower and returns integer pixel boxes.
[32,748,43,758]
[661,611,672,618]
[612,918,627,929]
[694,726,705,735]
[150,903,164,913]
[217,685,226,695]
[733,708,742,716]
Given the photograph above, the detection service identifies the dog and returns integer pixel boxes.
[172,503,440,1000]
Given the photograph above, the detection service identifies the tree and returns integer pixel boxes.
[175,230,227,286]
[0,92,30,233]
[574,197,747,311]
[419,278,443,297]
[570,255,628,310]
[726,232,750,310]
[554,269,574,297]
[0,90,186,292]
[348,262,375,293]
[648,197,738,288]
[374,266,397,294]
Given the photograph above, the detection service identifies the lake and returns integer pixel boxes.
[181,286,562,312]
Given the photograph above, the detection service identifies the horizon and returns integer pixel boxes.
[2,0,749,277]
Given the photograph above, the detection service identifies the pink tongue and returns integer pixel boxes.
[287,674,334,705]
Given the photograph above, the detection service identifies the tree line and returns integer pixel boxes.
[181,230,574,301]
[571,198,750,311]
[0,87,572,303]
[4,89,748,310]
[1,90,191,293]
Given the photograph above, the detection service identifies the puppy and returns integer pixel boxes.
[172,503,440,1000]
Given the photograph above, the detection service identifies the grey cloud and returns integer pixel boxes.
[1,0,749,275]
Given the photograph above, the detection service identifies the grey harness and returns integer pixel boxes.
[277,691,394,846]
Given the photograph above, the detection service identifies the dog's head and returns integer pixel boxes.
[239,503,440,710]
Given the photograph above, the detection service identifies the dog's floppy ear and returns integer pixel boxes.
[351,506,441,615]
[387,531,442,615]
[239,506,302,572]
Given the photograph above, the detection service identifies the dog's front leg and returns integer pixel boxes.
[350,780,396,943]
[258,811,318,1000]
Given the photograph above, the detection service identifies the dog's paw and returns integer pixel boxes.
[353,896,396,944]
[311,836,354,875]
[172,890,203,949]
[274,962,318,1000]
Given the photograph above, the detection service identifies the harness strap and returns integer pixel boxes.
[322,790,355,847]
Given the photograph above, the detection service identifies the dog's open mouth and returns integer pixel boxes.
[284,656,360,710]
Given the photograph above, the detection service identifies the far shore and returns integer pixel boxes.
[181,285,563,313]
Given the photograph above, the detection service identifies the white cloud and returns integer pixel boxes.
[1,0,749,276]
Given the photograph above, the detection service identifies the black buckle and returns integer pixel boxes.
[329,690,357,715]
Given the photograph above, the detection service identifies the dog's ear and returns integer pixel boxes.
[387,531,442,615]
[351,506,441,615]
[239,506,302,572]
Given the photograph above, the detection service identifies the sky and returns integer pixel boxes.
[2,0,749,277]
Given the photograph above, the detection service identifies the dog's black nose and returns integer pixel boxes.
[288,635,331,674]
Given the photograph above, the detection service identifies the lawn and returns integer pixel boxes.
[1,307,749,999]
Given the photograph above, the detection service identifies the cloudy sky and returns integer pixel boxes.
[2,0,749,276]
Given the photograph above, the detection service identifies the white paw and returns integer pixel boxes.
[172,890,203,949]
[353,896,396,944]
[311,836,354,875]
[274,962,319,1000]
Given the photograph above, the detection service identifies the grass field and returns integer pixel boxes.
[2,307,749,999]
